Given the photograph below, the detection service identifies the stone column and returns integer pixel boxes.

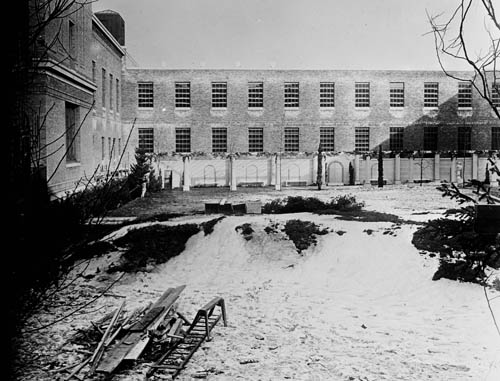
[364,155,371,185]
[160,167,165,189]
[354,154,360,184]
[230,155,237,191]
[275,154,282,191]
[472,153,478,180]
[451,156,457,183]
[182,156,190,192]
[434,153,440,182]
[394,154,401,184]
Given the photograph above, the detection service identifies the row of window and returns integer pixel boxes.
[137,81,500,110]
[100,136,122,161]
[92,61,120,111]
[138,126,500,154]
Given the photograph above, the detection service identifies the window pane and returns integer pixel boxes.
[175,128,191,152]
[284,127,299,152]
[284,82,299,108]
[320,82,335,108]
[320,127,335,151]
[389,127,404,151]
[175,82,191,108]
[248,82,264,108]
[212,82,227,108]
[248,128,264,152]
[390,82,404,108]
[355,82,370,107]
[212,128,227,153]
[458,82,472,108]
[424,82,439,108]
[138,128,154,153]
[355,127,370,152]
[138,82,154,108]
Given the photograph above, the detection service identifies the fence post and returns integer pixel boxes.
[183,156,191,192]
[434,153,440,182]
[230,155,237,191]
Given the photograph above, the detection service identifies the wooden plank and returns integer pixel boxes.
[128,306,164,332]
[124,286,186,361]
[96,285,186,373]
[89,300,125,374]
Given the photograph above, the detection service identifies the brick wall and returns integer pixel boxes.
[122,69,499,155]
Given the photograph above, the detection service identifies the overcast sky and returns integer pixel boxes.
[93,0,490,70]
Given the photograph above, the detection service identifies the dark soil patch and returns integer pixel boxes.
[235,223,254,241]
[110,224,200,272]
[283,219,329,254]
[201,216,225,235]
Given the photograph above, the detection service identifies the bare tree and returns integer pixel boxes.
[428,0,499,120]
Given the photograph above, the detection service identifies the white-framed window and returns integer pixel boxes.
[212,82,227,108]
[355,82,370,107]
[175,128,191,152]
[284,127,299,152]
[138,82,154,108]
[65,102,79,162]
[458,82,472,108]
[102,68,106,107]
[423,126,438,151]
[320,82,335,108]
[248,82,264,108]
[492,127,500,150]
[248,128,264,152]
[319,127,335,151]
[212,128,227,153]
[109,74,113,110]
[284,82,299,108]
[457,126,471,150]
[424,82,439,108]
[355,127,370,152]
[389,127,404,151]
[138,128,154,153]
[390,82,405,108]
[175,82,191,108]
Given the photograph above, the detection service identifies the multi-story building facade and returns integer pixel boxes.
[122,69,499,155]
[120,69,499,187]
[28,4,126,197]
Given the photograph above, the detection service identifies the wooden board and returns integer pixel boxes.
[96,285,186,374]
[128,306,164,332]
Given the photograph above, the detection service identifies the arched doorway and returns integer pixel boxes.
[328,161,344,184]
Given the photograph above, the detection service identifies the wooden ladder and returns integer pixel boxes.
[146,297,227,380]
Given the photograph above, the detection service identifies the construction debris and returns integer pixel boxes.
[59,285,227,380]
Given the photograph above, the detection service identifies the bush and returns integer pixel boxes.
[262,195,364,214]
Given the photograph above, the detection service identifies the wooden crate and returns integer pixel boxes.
[245,201,262,214]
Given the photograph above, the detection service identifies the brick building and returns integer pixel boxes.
[120,69,499,188]
[28,4,126,196]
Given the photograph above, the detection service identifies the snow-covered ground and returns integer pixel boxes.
[16,185,500,381]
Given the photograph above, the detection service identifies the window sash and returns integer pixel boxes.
[175,128,191,152]
[284,127,299,152]
[320,82,335,108]
[248,128,264,152]
[248,82,264,108]
[355,127,370,152]
[424,82,439,108]
[458,82,472,108]
[138,128,154,153]
[355,82,370,107]
[284,82,299,108]
[319,127,335,151]
[175,82,191,108]
[138,82,154,108]
[390,82,404,108]
[212,82,227,108]
[423,126,438,151]
[389,127,404,151]
[212,128,227,153]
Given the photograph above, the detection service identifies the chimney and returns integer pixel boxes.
[95,10,125,46]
